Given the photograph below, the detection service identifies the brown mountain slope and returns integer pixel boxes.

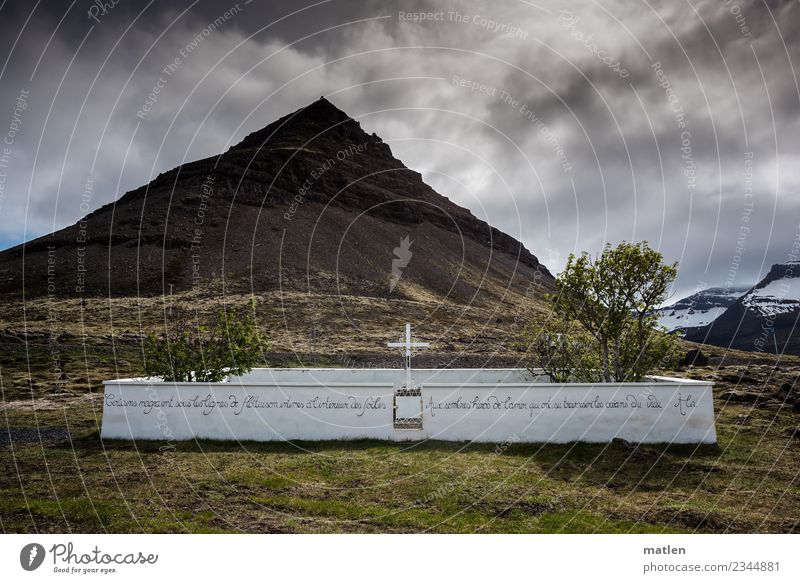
[0,98,552,303]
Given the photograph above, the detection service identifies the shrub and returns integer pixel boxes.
[523,241,680,382]
[143,299,266,382]
[520,313,603,383]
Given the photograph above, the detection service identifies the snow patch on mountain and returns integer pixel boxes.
[657,286,748,332]
[740,271,800,316]
[659,306,729,330]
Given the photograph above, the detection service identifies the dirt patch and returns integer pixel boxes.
[0,426,72,447]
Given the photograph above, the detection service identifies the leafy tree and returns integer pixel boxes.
[549,241,679,382]
[143,299,266,382]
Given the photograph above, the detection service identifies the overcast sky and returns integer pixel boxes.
[0,0,798,298]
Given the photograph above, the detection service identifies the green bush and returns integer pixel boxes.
[143,299,266,382]
[523,241,680,382]
[519,313,603,383]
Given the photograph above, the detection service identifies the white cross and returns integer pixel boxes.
[387,323,429,389]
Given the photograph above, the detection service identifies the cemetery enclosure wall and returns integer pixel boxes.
[101,369,716,444]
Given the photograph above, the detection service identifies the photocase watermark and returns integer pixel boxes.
[284,142,368,221]
[327,353,402,369]
[398,10,528,40]
[20,543,46,571]
[2,89,28,146]
[451,74,499,97]
[190,174,215,294]
[724,152,754,290]
[144,384,178,454]
[722,0,753,39]
[75,175,94,294]
[0,88,30,216]
[753,229,800,353]
[501,90,573,174]
[45,243,66,388]
[389,235,413,294]
[398,10,446,23]
[450,74,573,174]
[651,61,695,192]
[87,0,121,24]
[556,10,629,78]
[448,11,528,40]
[136,3,244,120]
[21,540,158,573]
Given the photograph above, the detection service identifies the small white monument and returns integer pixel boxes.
[100,323,717,444]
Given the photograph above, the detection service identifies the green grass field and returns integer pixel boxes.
[2,332,799,534]
[2,378,799,533]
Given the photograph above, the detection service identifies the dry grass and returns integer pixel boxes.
[1,294,799,533]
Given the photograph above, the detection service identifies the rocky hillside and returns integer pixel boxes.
[0,98,552,304]
[686,263,800,355]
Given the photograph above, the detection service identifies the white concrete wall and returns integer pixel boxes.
[231,368,546,385]
[101,369,716,444]
[421,380,716,444]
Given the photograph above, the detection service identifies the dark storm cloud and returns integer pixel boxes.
[0,0,798,299]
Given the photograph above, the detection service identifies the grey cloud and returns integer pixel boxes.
[0,0,798,298]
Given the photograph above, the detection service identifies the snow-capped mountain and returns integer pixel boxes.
[657,286,748,333]
[739,265,800,316]
[685,263,800,354]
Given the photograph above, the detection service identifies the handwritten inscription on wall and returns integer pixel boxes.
[105,390,697,419]
[105,393,387,417]
[426,393,671,417]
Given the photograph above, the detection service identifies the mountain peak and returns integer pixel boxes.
[231,97,369,152]
[684,262,800,353]
[0,96,553,302]
[760,262,800,286]
[298,96,349,121]
[657,285,747,332]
